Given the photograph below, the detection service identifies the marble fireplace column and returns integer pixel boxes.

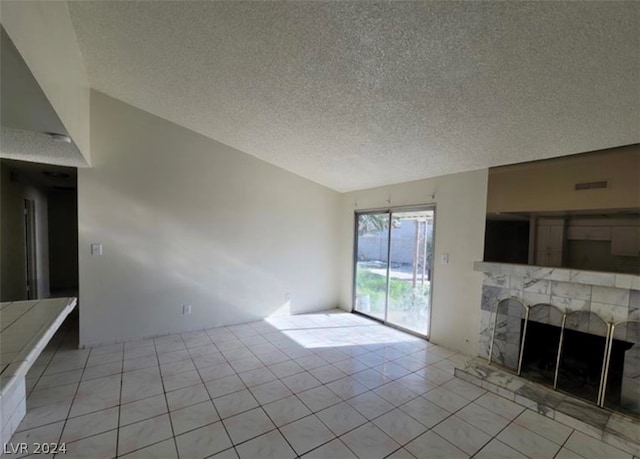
[621,343,640,413]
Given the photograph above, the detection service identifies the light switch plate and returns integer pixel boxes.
[440,253,449,264]
[91,243,103,255]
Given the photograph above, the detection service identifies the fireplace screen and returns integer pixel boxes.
[602,320,640,416]
[488,299,638,412]
[556,311,609,404]
[489,298,528,373]
[520,304,564,387]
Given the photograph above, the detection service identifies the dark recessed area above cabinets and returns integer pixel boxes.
[483,213,640,275]
[483,145,640,274]
[483,218,530,265]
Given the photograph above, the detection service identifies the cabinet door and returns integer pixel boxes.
[567,226,611,241]
[611,227,640,256]
[535,225,564,267]
[547,251,563,267]
[549,226,565,250]
[537,226,550,249]
[535,226,550,265]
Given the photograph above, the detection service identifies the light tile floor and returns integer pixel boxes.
[6,310,636,459]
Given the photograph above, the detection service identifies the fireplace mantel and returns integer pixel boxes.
[474,261,639,324]
[474,261,640,290]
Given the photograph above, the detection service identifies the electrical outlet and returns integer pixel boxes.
[182,304,192,315]
[440,253,449,264]
[285,293,291,302]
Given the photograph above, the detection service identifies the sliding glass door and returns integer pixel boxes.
[354,212,390,321]
[387,209,433,335]
[354,207,435,337]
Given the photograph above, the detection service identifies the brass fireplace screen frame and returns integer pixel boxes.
[488,297,640,408]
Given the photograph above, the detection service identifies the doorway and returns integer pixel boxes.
[353,207,435,337]
[1,159,78,302]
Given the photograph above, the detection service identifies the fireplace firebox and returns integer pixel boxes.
[520,319,633,405]
[489,298,640,416]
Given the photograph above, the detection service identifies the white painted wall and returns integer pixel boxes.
[338,170,489,355]
[1,1,91,164]
[78,91,340,347]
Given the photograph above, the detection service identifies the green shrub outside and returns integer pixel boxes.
[356,269,429,314]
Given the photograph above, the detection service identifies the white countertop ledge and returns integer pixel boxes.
[474,261,640,290]
[0,297,77,396]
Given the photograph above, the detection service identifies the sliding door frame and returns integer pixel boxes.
[352,204,437,339]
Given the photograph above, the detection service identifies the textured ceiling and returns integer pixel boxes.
[0,127,87,168]
[68,1,639,192]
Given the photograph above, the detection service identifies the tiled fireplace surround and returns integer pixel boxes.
[456,262,640,455]
[476,263,639,358]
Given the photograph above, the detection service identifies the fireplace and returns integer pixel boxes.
[520,320,561,386]
[606,321,640,415]
[476,261,640,417]
[557,310,609,405]
[519,303,564,387]
[520,315,622,405]
[488,298,640,416]
[556,325,609,403]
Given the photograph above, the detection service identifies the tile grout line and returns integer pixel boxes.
[26,316,79,397]
[51,336,94,459]
[467,404,526,458]
[120,334,180,459]
[112,345,125,459]
[186,329,242,459]
[223,325,432,458]
[551,428,579,459]
[216,326,307,457]
[208,323,366,456]
[231,324,349,458]
[16,319,73,456]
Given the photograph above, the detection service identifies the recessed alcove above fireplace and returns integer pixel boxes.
[476,261,640,417]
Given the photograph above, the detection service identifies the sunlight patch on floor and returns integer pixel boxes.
[265,310,422,349]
